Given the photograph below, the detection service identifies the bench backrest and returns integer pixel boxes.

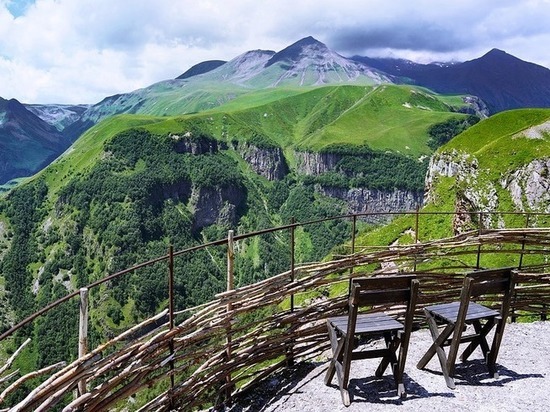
[466,267,516,299]
[350,275,417,307]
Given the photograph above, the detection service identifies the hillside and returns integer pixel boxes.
[0,83,477,377]
[356,108,550,256]
[3,36,548,186]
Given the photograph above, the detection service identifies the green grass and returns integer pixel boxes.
[35,115,166,201]
[32,84,467,205]
[443,109,550,176]
[201,84,470,155]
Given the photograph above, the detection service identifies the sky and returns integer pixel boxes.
[1,0,549,105]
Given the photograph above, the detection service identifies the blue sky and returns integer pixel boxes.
[5,0,32,17]
[1,0,549,104]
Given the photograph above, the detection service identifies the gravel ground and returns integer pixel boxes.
[226,321,549,412]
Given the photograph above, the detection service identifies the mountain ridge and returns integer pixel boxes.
[352,48,550,113]
[3,36,550,186]
[0,97,73,185]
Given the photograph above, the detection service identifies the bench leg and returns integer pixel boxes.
[325,320,354,406]
[417,311,456,389]
[375,332,400,378]
[460,319,494,362]
[487,317,507,379]
[325,320,343,386]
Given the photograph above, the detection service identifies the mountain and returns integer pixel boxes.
[355,108,550,262]
[64,37,393,140]
[25,103,89,131]
[0,97,73,185]
[4,37,550,185]
[353,49,550,114]
[176,60,226,79]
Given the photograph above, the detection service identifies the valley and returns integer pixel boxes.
[0,35,550,410]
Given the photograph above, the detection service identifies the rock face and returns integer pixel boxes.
[171,133,225,154]
[424,149,479,204]
[189,184,246,232]
[160,180,192,202]
[316,185,423,221]
[425,149,550,232]
[425,150,502,232]
[295,151,342,175]
[502,158,550,212]
[238,142,288,180]
[297,150,424,220]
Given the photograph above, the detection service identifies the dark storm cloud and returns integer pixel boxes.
[329,24,470,55]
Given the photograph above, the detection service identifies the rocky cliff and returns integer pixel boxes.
[425,147,550,232]
[316,185,423,221]
[189,184,246,232]
[425,150,501,231]
[502,158,550,212]
[297,150,425,220]
[237,142,288,180]
[171,133,225,154]
[295,151,342,175]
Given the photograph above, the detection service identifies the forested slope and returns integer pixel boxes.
[0,84,476,397]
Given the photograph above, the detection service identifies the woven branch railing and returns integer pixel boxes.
[2,227,550,411]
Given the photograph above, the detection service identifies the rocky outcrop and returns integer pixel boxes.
[295,151,343,175]
[425,150,502,232]
[459,96,490,118]
[171,133,225,155]
[502,158,550,212]
[189,184,246,231]
[238,142,288,180]
[316,185,423,221]
[424,150,479,203]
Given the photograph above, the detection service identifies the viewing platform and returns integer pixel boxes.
[226,320,549,411]
[1,211,550,411]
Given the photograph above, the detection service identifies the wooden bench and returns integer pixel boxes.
[417,267,517,388]
[325,275,419,406]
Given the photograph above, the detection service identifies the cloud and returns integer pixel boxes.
[0,0,548,104]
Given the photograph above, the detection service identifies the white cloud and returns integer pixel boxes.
[0,0,549,104]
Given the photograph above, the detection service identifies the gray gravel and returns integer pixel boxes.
[227,321,550,412]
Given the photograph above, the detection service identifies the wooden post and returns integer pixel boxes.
[476,211,483,269]
[286,218,296,367]
[78,287,88,396]
[168,245,175,394]
[414,206,419,271]
[225,230,234,404]
[519,213,530,269]
[348,215,357,296]
[290,217,295,313]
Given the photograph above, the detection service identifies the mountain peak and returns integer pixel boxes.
[486,48,507,56]
[293,36,323,47]
[176,60,226,80]
[480,48,516,61]
[265,36,329,68]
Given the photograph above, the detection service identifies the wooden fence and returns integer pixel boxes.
[1,214,550,410]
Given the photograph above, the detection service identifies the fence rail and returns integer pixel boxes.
[1,211,550,410]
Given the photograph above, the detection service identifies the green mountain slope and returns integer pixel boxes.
[0,84,478,397]
[443,109,550,172]
[356,108,550,256]
[41,84,471,198]
[176,84,471,155]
